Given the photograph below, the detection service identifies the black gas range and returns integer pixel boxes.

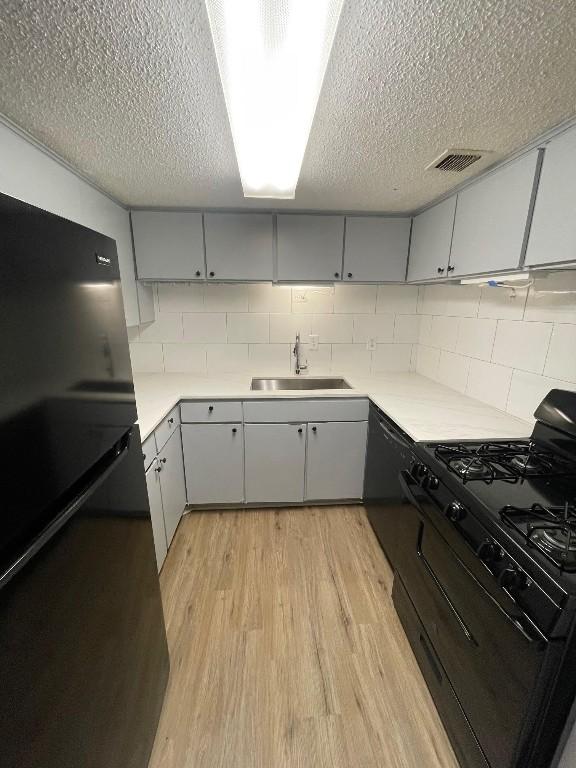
[390,389,576,768]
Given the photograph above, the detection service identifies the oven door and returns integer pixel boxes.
[398,470,556,768]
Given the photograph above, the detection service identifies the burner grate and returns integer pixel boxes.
[434,441,576,484]
[501,502,576,572]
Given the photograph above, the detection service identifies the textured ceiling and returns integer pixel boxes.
[1,0,576,211]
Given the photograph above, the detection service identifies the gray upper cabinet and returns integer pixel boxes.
[525,127,576,267]
[131,211,205,280]
[204,213,273,281]
[277,214,344,281]
[449,150,540,277]
[343,217,410,282]
[407,197,457,281]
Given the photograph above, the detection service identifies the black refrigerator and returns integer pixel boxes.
[0,191,169,767]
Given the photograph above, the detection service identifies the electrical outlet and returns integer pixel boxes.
[293,292,307,303]
[366,338,377,352]
[309,333,319,351]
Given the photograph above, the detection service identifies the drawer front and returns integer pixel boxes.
[180,401,243,423]
[142,432,157,471]
[154,405,180,450]
[242,398,368,423]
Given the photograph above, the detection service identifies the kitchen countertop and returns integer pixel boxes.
[133,372,532,443]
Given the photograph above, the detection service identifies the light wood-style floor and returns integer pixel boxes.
[149,506,458,768]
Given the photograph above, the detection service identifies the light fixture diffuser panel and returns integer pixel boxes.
[205,0,344,199]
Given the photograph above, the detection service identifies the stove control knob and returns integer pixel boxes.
[477,539,503,565]
[499,566,528,592]
[423,474,439,490]
[445,501,466,522]
[412,462,427,479]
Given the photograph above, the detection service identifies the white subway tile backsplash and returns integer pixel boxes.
[492,320,553,374]
[312,314,354,344]
[418,315,433,346]
[394,315,420,343]
[334,284,377,313]
[331,344,372,374]
[207,344,249,374]
[544,324,576,382]
[353,314,394,343]
[377,285,418,314]
[416,345,441,379]
[437,350,471,393]
[129,343,164,373]
[183,313,227,343]
[227,313,269,343]
[269,314,313,343]
[247,283,292,313]
[418,285,481,318]
[301,343,332,375]
[249,344,291,374]
[157,283,204,313]
[372,344,413,372]
[292,286,334,314]
[466,359,513,411]
[429,315,460,351]
[163,343,206,373]
[478,286,527,320]
[456,317,497,361]
[507,370,576,422]
[204,284,249,312]
[137,313,183,343]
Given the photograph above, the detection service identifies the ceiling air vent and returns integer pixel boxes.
[427,149,485,173]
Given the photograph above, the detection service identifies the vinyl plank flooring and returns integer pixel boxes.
[148,506,458,768]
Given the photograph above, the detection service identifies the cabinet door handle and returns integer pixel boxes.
[312,426,317,433]
[334,272,340,278]
[168,417,174,424]
[209,271,215,278]
[347,272,353,278]
[195,270,201,277]
[437,266,445,274]
[208,406,214,412]
[447,265,455,272]
[160,457,167,464]
[232,427,237,434]
[297,427,303,434]
[155,465,162,473]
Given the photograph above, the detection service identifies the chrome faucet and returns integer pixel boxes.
[293,333,308,375]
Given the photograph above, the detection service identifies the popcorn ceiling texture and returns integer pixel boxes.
[1,0,576,211]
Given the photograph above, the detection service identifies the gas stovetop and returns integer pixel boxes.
[502,502,576,572]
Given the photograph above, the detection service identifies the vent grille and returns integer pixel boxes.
[427,149,487,173]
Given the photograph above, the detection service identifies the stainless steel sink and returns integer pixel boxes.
[250,377,352,391]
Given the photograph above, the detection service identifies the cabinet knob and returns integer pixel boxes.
[160,457,167,464]
[208,406,214,412]
[312,426,317,433]
[155,465,162,473]
[334,272,339,278]
[195,270,201,277]
[209,271,215,278]
[347,272,353,278]
[232,427,237,434]
[437,266,445,273]
[168,417,174,424]
[447,265,455,273]
[298,427,303,434]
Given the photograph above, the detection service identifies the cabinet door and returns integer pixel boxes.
[305,421,368,501]
[525,128,576,266]
[244,423,306,503]
[407,197,456,281]
[131,211,205,280]
[145,460,168,571]
[343,217,410,282]
[204,213,273,281]
[157,427,187,547]
[277,215,344,281]
[182,424,244,504]
[449,150,540,277]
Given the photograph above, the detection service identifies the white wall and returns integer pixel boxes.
[0,120,142,326]
[128,283,421,376]
[414,271,576,422]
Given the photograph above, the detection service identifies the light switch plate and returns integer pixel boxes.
[309,334,319,351]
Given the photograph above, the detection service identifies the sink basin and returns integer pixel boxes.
[250,377,352,391]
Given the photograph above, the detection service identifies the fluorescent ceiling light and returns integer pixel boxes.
[205,0,344,199]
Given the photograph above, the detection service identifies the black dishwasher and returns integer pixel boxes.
[364,404,414,570]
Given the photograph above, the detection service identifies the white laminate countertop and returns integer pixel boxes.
[133,372,532,444]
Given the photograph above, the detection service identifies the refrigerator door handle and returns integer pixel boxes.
[0,439,130,590]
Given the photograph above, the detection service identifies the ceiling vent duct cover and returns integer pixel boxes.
[427,149,486,172]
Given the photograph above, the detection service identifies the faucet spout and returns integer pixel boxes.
[293,333,308,375]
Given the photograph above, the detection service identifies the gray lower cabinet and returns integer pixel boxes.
[145,459,168,572]
[182,423,244,504]
[157,427,187,547]
[244,423,306,503]
[343,217,410,282]
[276,214,344,281]
[305,421,368,500]
[131,210,205,280]
[204,212,273,280]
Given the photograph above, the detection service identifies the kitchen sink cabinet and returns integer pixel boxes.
[525,126,576,267]
[449,149,540,277]
[407,197,457,281]
[145,459,168,572]
[157,427,187,547]
[276,214,345,282]
[244,423,306,503]
[131,210,205,280]
[204,212,273,281]
[343,216,410,282]
[305,420,368,501]
[182,423,244,504]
